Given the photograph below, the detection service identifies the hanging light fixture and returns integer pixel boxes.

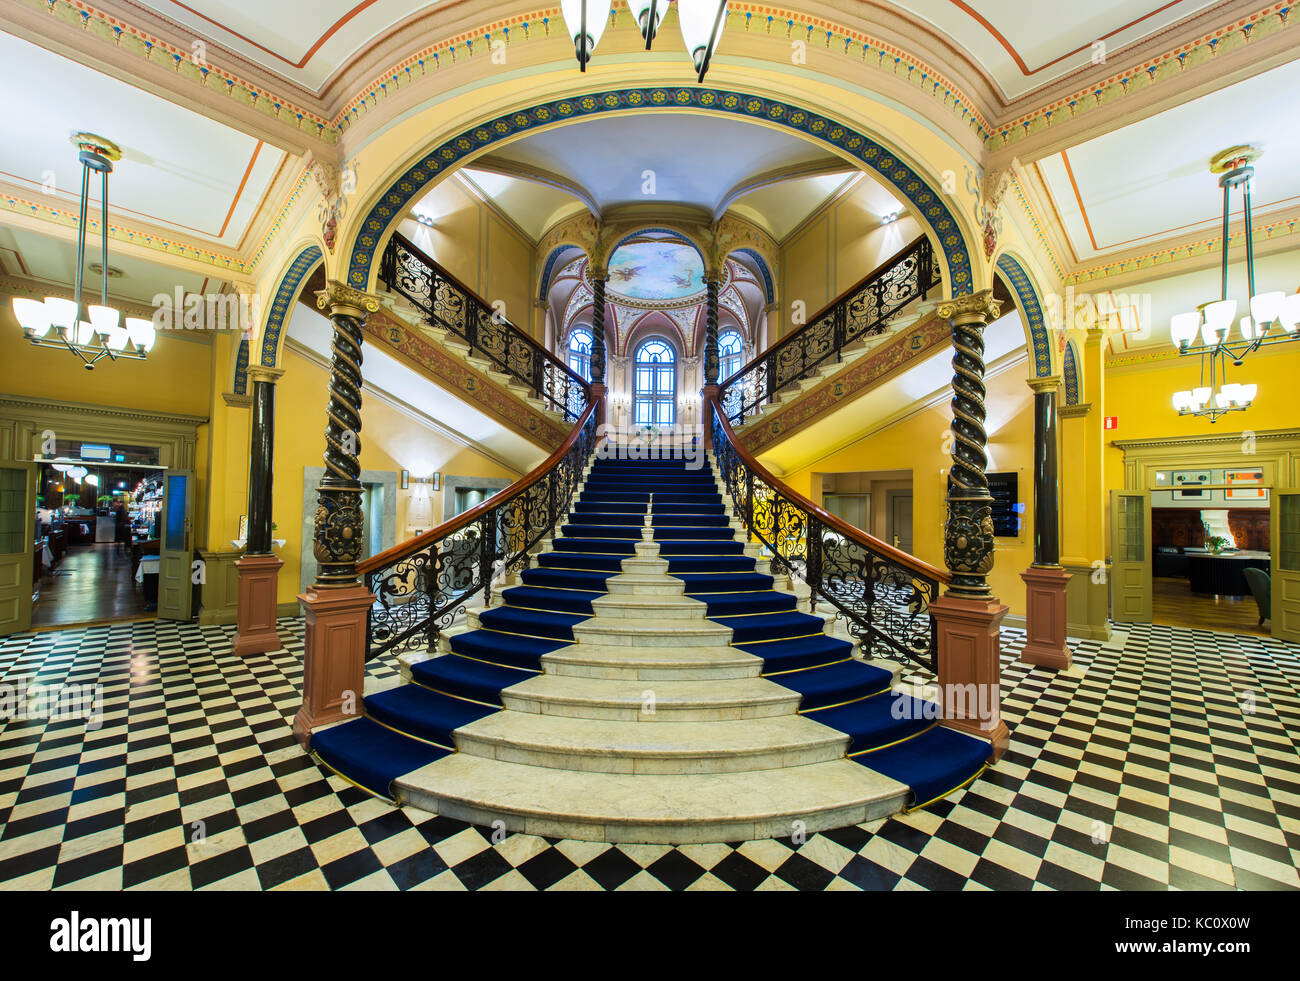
[678,1,728,82]
[1168,146,1298,422]
[9,133,154,369]
[559,1,727,80]
[560,0,612,71]
[627,0,667,48]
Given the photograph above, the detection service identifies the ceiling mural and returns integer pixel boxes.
[603,242,707,303]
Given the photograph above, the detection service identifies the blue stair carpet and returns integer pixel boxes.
[658,459,993,811]
[312,452,991,813]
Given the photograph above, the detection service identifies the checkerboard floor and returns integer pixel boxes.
[1,616,1297,891]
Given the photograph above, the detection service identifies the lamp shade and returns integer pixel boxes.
[88,304,120,334]
[1192,387,1212,409]
[45,296,79,333]
[678,0,728,72]
[1172,391,1191,412]
[626,0,666,44]
[1276,293,1300,332]
[1239,316,1255,341]
[560,0,611,63]
[1238,383,1258,404]
[12,297,51,337]
[1249,291,1285,327]
[1169,311,1199,347]
[126,317,156,352]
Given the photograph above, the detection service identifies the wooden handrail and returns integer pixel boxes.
[386,231,590,393]
[706,392,952,585]
[721,234,931,389]
[358,396,601,576]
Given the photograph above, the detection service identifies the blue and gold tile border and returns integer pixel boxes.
[347,88,974,298]
[1062,339,1081,406]
[260,246,325,369]
[994,253,1051,378]
[233,336,251,396]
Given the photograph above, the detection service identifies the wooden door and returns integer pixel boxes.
[1272,490,1300,642]
[0,463,36,635]
[1110,490,1152,622]
[156,469,194,621]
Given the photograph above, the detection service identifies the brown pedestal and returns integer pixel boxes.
[232,553,284,655]
[1020,565,1074,671]
[292,584,374,749]
[932,593,1011,762]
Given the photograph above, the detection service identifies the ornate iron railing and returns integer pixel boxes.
[720,235,939,426]
[708,397,949,673]
[379,232,589,421]
[358,399,601,661]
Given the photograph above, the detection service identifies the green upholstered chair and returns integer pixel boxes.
[1243,567,1271,627]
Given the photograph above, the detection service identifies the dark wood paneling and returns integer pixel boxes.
[1153,508,1270,551]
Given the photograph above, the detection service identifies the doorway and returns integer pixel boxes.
[886,491,913,553]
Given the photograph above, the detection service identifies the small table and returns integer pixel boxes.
[137,555,160,608]
[1185,550,1270,598]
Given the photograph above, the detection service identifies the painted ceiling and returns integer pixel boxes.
[605,242,706,303]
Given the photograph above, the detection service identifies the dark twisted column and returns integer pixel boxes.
[590,271,607,386]
[937,291,1002,598]
[1027,375,1062,567]
[703,275,720,387]
[313,282,380,588]
[245,365,284,554]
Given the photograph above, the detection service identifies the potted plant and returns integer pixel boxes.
[1205,535,1230,554]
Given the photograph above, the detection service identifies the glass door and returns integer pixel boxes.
[0,463,36,635]
[1110,489,1151,622]
[156,469,194,621]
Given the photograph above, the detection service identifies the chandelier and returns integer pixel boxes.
[561,1,728,81]
[10,134,155,369]
[1170,146,1299,422]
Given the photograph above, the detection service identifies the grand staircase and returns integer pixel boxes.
[310,447,992,844]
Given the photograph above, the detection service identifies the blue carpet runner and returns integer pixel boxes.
[312,452,991,811]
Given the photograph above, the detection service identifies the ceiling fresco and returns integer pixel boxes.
[604,242,707,303]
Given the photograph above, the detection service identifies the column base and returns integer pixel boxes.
[932,592,1011,763]
[1020,565,1074,671]
[292,584,374,750]
[232,553,284,656]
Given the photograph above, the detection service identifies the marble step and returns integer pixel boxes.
[452,711,849,774]
[571,615,732,648]
[394,755,909,844]
[603,573,687,597]
[500,674,801,721]
[588,594,708,620]
[542,642,760,681]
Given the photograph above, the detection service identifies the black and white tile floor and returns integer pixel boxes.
[1,616,1297,891]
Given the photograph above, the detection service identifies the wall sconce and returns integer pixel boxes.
[400,469,409,489]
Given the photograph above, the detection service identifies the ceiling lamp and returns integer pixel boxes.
[10,134,153,369]
[560,0,612,71]
[559,1,728,81]
[1167,146,1297,422]
[628,0,667,48]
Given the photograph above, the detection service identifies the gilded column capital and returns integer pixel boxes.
[937,290,1001,326]
[1026,374,1062,395]
[247,365,285,386]
[316,280,380,318]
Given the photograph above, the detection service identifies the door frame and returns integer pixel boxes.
[1273,490,1300,643]
[1113,428,1300,495]
[1110,489,1153,623]
[885,489,913,553]
[0,462,37,635]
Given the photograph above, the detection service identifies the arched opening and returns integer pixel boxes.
[566,326,594,382]
[633,338,677,426]
[719,329,744,381]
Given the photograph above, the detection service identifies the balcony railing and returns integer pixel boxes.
[358,398,601,661]
[379,231,589,421]
[720,235,940,426]
[707,395,949,673]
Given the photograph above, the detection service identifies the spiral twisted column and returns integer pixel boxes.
[937,291,1002,599]
[313,281,380,588]
[590,270,607,386]
[703,275,720,387]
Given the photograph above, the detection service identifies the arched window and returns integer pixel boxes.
[566,327,593,382]
[719,330,744,381]
[634,338,676,426]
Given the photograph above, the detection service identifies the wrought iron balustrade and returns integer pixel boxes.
[379,232,588,421]
[708,398,948,673]
[359,399,601,661]
[720,235,939,426]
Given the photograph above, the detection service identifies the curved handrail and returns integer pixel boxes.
[359,397,599,576]
[719,235,939,425]
[707,393,947,672]
[379,231,590,419]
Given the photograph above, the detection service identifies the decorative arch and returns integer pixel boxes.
[538,243,587,302]
[1062,338,1082,406]
[259,243,325,369]
[730,247,775,303]
[994,252,1052,378]
[231,335,251,397]
[346,87,974,299]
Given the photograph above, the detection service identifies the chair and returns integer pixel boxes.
[1243,567,1271,627]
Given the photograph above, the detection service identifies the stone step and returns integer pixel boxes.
[543,642,760,680]
[604,573,686,597]
[394,755,908,844]
[500,675,800,722]
[572,615,731,648]
[589,594,708,620]
[452,711,849,774]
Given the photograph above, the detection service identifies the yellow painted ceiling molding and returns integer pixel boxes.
[23,0,335,142]
[988,2,1293,151]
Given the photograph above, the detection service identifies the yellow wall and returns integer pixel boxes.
[269,345,521,605]
[780,358,1038,616]
[777,182,925,342]
[398,180,537,339]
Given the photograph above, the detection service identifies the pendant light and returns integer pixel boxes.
[678,0,728,82]
[627,0,667,48]
[559,0,612,71]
